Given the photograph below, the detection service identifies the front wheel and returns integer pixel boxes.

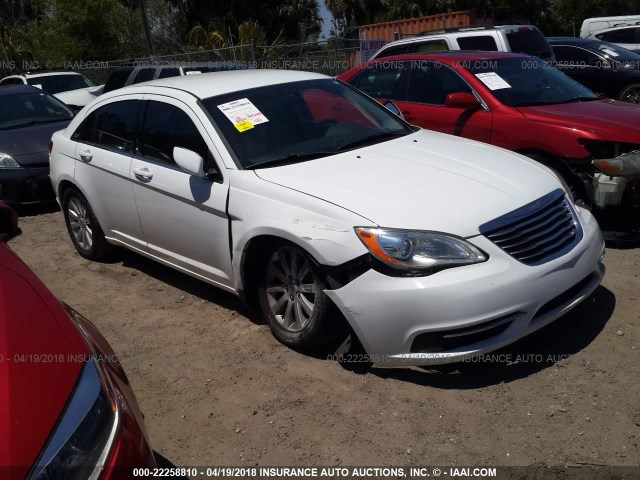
[62,189,112,260]
[257,244,341,349]
[618,83,640,104]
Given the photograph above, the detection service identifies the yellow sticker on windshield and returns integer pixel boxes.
[235,121,254,132]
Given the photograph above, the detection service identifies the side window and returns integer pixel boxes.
[139,101,208,165]
[132,68,155,84]
[414,40,450,53]
[351,63,409,100]
[456,36,498,51]
[77,100,140,152]
[406,62,471,105]
[597,28,636,43]
[376,44,410,58]
[158,68,180,79]
[103,68,133,93]
[552,46,602,66]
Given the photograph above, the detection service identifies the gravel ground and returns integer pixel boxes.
[9,209,640,471]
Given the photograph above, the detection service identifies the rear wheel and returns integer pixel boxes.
[618,83,640,104]
[62,189,112,260]
[257,243,341,349]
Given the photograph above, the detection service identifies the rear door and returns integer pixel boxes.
[71,96,147,251]
[398,61,492,142]
[130,96,233,289]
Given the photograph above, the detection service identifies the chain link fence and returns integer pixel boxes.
[75,38,366,85]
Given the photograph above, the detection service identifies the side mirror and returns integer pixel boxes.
[173,147,205,178]
[383,101,405,119]
[445,92,481,110]
[0,202,21,241]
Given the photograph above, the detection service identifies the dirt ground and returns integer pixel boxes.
[9,209,640,470]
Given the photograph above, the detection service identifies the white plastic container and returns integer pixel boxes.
[593,173,626,208]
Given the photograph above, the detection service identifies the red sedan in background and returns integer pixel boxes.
[0,203,155,479]
[338,52,640,213]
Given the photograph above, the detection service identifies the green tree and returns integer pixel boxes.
[30,0,147,65]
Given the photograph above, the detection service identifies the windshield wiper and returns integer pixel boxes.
[246,151,337,170]
[335,131,406,152]
[556,96,600,104]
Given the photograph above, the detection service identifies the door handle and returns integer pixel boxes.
[78,149,93,162]
[133,166,153,180]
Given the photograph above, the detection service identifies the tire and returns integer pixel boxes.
[618,83,640,104]
[257,243,342,349]
[62,188,112,260]
[523,153,592,208]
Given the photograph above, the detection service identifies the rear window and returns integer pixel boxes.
[456,36,498,51]
[26,74,93,94]
[104,68,133,93]
[132,68,155,84]
[506,28,554,60]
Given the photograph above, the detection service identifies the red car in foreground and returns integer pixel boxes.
[338,52,640,212]
[0,203,155,479]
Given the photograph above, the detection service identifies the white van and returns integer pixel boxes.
[580,16,640,38]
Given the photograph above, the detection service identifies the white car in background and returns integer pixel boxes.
[0,71,103,110]
[580,15,640,38]
[49,70,605,366]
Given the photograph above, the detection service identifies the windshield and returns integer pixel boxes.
[467,57,599,107]
[592,41,640,63]
[506,28,554,60]
[27,74,93,94]
[201,79,414,169]
[0,91,74,130]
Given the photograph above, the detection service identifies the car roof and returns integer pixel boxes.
[0,84,43,96]
[380,25,538,47]
[125,69,329,99]
[370,51,528,64]
[547,37,600,45]
[590,24,640,34]
[23,71,83,78]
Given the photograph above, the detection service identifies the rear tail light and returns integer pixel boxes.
[48,141,53,157]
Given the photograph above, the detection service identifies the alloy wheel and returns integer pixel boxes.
[622,86,640,104]
[68,197,93,251]
[265,246,317,332]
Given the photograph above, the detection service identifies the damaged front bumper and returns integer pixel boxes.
[324,207,605,367]
[592,151,640,209]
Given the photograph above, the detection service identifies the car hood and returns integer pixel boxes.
[0,244,87,475]
[0,120,70,166]
[516,99,640,143]
[254,130,560,237]
[54,85,103,107]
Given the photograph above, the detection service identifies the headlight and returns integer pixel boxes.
[355,227,487,273]
[0,153,21,168]
[29,360,119,480]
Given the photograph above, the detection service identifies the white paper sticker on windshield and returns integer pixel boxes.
[32,84,43,89]
[475,72,512,90]
[217,98,269,132]
[601,48,619,57]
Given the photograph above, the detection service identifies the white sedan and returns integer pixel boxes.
[49,70,605,365]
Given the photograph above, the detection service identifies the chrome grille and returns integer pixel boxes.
[480,189,582,266]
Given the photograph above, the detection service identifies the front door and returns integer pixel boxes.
[397,61,493,143]
[130,96,233,290]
